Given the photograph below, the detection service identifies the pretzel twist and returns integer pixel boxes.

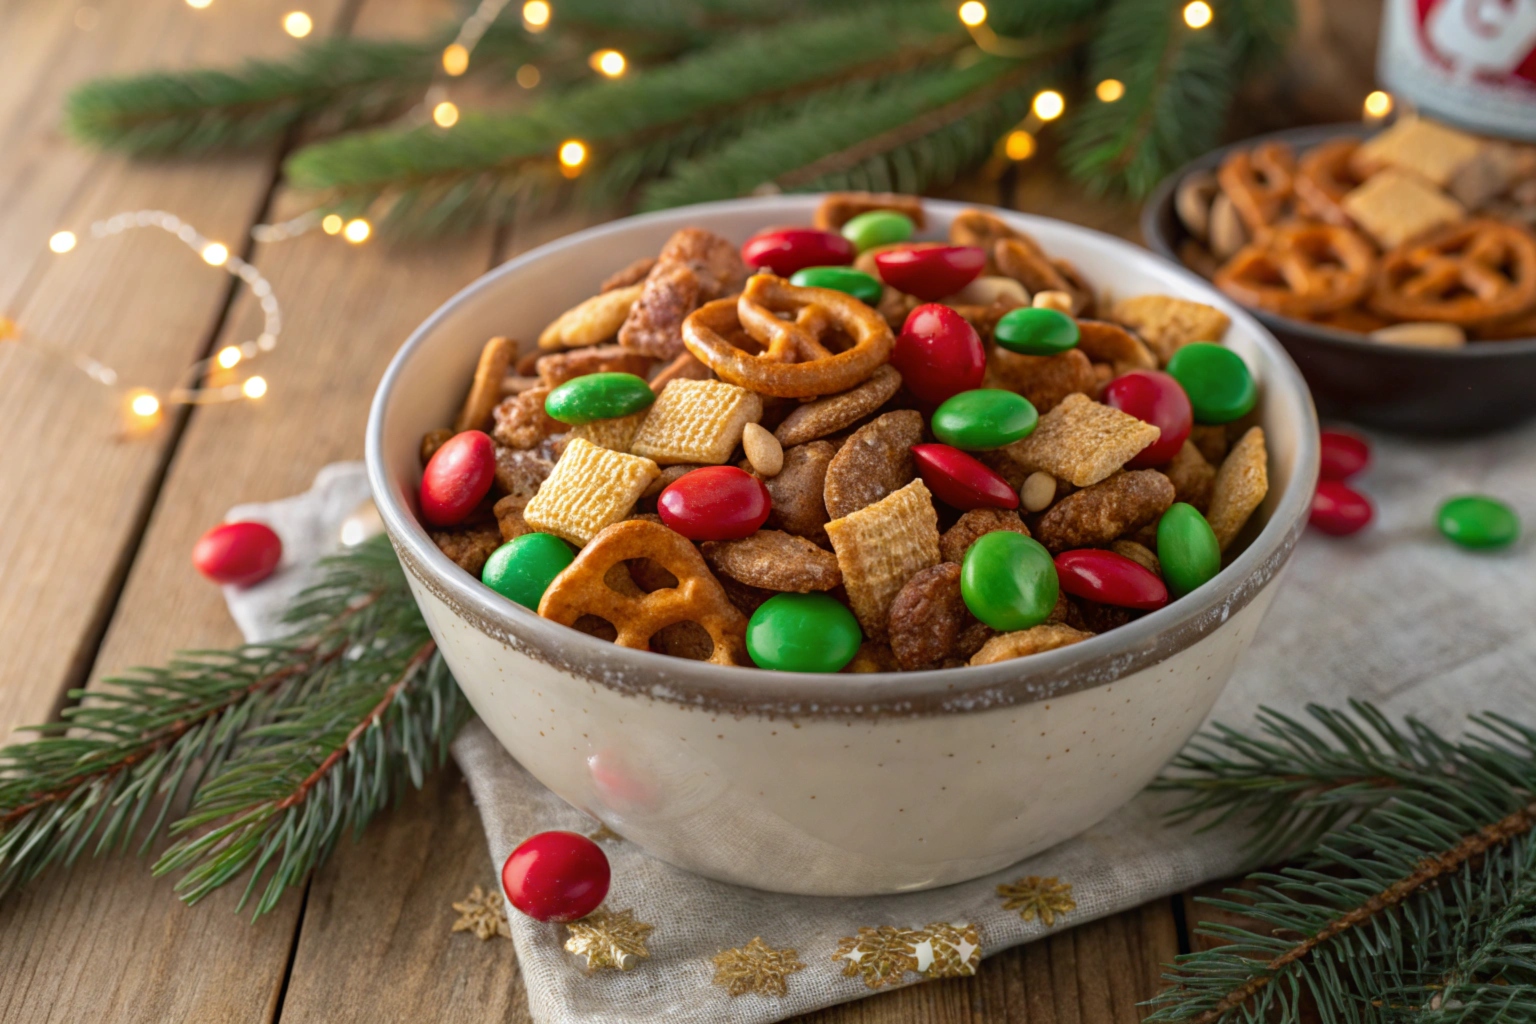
[1293,139,1362,227]
[1214,222,1377,318]
[1218,141,1296,236]
[1370,219,1536,326]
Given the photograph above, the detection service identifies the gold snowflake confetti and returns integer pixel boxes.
[711,937,806,997]
[832,925,920,989]
[564,908,653,972]
[997,875,1077,927]
[450,884,511,941]
[911,922,982,978]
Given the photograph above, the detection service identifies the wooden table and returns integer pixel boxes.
[0,1,1378,1019]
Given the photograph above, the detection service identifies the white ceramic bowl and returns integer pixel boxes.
[366,196,1319,896]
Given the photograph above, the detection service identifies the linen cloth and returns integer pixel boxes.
[225,425,1536,1023]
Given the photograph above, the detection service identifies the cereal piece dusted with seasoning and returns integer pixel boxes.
[822,410,923,520]
[969,623,1094,665]
[940,508,1030,565]
[1035,470,1175,553]
[1005,393,1161,488]
[566,411,648,454]
[630,378,763,465]
[701,531,841,592]
[431,522,502,575]
[1074,320,1157,375]
[494,447,553,498]
[492,387,562,450]
[658,227,748,298]
[825,479,941,642]
[1206,426,1268,551]
[1109,296,1231,364]
[523,438,660,545]
[539,284,643,350]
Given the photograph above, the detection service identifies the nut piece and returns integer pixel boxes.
[1005,393,1161,488]
[814,191,926,231]
[536,345,654,387]
[701,530,841,592]
[888,562,977,671]
[774,365,903,447]
[491,387,562,450]
[630,378,763,465]
[969,623,1094,665]
[523,437,661,545]
[952,275,1030,307]
[1035,470,1176,553]
[1163,441,1215,512]
[493,495,533,542]
[939,507,1030,565]
[1109,296,1231,365]
[1020,471,1057,513]
[741,422,784,477]
[824,478,941,642]
[538,284,643,350]
[986,347,1096,413]
[602,256,657,293]
[455,336,517,433]
[619,261,702,360]
[765,441,836,544]
[565,411,648,453]
[658,227,750,299]
[1206,426,1268,551]
[1208,193,1248,260]
[430,522,502,575]
[1111,539,1161,576]
[494,446,553,498]
[823,410,923,520]
[1032,290,1074,313]
[641,463,702,499]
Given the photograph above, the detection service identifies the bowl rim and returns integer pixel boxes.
[366,194,1320,718]
[1142,121,1536,359]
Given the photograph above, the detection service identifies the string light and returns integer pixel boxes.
[1004,130,1036,161]
[433,101,460,128]
[201,242,229,266]
[559,140,588,170]
[185,0,212,8]
[343,218,371,244]
[1363,90,1393,119]
[322,214,344,235]
[442,43,470,76]
[1183,1,1212,29]
[217,346,242,369]
[958,1,987,26]
[1032,90,1065,121]
[517,64,541,89]
[50,231,77,254]
[1095,79,1125,102]
[242,376,268,399]
[522,0,550,30]
[129,390,161,419]
[590,49,626,77]
[282,11,312,37]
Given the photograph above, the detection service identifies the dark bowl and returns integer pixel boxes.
[1142,122,1536,436]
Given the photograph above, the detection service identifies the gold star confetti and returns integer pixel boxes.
[711,937,806,997]
[832,925,920,989]
[587,823,622,842]
[565,908,653,971]
[451,884,511,941]
[912,922,982,978]
[997,875,1077,927]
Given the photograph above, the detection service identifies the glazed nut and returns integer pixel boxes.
[1110,539,1161,577]
[430,523,503,576]
[1031,290,1074,313]
[1021,471,1057,512]
[1175,170,1219,242]
[454,336,516,433]
[741,422,784,477]
[822,410,923,520]
[700,530,841,592]
[491,386,561,450]
[493,494,534,542]
[1034,469,1176,553]
[536,345,654,388]
[774,364,904,447]
[539,284,643,350]
[938,507,1029,566]
[420,427,453,466]
[764,440,836,544]
[887,562,976,671]
[1368,322,1468,349]
[1208,192,1248,260]
[952,275,1030,307]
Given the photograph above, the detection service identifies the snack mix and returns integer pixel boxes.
[1175,116,1536,347]
[418,193,1270,673]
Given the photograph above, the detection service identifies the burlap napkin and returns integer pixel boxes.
[225,423,1535,1023]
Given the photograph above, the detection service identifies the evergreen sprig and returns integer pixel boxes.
[1151,702,1536,1023]
[0,536,469,916]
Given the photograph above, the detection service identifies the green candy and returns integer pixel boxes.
[960,532,1059,632]
[840,210,914,252]
[1157,502,1222,598]
[544,372,655,425]
[994,307,1079,355]
[481,533,575,609]
[932,389,1038,450]
[1165,343,1256,424]
[746,593,862,673]
[789,266,883,305]
[1437,495,1519,550]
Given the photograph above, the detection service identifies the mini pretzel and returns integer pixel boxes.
[1369,219,1536,326]
[1215,222,1377,317]
[538,519,748,666]
[1217,141,1296,236]
[1293,139,1362,226]
[682,274,894,398]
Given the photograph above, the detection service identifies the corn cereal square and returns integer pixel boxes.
[630,378,762,465]
[566,411,648,453]
[1351,116,1485,188]
[1110,295,1231,364]
[825,478,940,641]
[523,438,659,545]
[1207,426,1268,551]
[1004,393,1160,488]
[1341,169,1466,249]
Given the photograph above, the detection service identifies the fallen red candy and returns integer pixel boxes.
[1102,370,1193,468]
[1310,480,1373,535]
[892,304,986,405]
[658,465,771,541]
[740,227,855,277]
[420,429,496,527]
[873,245,986,301]
[1319,430,1370,481]
[501,830,610,923]
[1054,549,1168,611]
[912,444,1019,511]
[192,521,283,587]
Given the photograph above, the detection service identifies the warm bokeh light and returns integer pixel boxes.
[186,0,212,8]
[321,213,344,235]
[1183,1,1212,28]
[1004,130,1037,161]
[49,231,77,254]
[517,64,541,89]
[591,49,626,77]
[217,346,242,369]
[242,376,268,399]
[282,11,312,37]
[1032,90,1065,121]
[1364,90,1393,118]
[442,43,470,76]
[201,242,229,266]
[433,101,460,128]
[958,2,987,27]
[343,218,371,244]
[129,390,161,418]
[559,140,587,168]
[523,0,551,29]
[1095,78,1125,102]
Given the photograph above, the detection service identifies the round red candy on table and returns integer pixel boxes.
[912,444,1018,511]
[872,245,985,301]
[658,465,771,541]
[1319,430,1370,481]
[1310,480,1373,536]
[892,304,986,405]
[740,228,855,277]
[1054,549,1168,611]
[501,830,610,923]
[1101,370,1193,468]
[420,429,496,527]
[192,521,283,587]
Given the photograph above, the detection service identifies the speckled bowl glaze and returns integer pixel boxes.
[366,196,1319,896]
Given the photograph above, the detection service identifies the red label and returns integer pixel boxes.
[1413,0,1536,86]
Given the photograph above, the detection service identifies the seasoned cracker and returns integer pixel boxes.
[814,192,926,231]
[619,261,701,360]
[824,478,941,642]
[774,365,903,447]
[1107,297,1230,364]
[985,347,1096,413]
[538,284,643,350]
[566,411,648,453]
[454,336,516,433]
[765,441,836,544]
[1004,393,1160,487]
[822,410,923,520]
[1034,470,1175,553]
[536,345,654,387]
[888,562,982,671]
[700,530,841,592]
[430,522,502,575]
[969,623,1093,665]
[939,508,1029,565]
[1206,426,1268,551]
[493,446,553,498]
[523,438,660,545]
[1163,440,1215,512]
[1351,116,1484,188]
[630,378,762,465]
[1341,169,1466,250]
[491,387,562,450]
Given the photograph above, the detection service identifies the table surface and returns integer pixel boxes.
[0,0,1377,1019]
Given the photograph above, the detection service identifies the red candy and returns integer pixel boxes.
[1310,480,1373,536]
[873,245,985,301]
[192,521,282,587]
[1101,370,1193,468]
[1319,430,1370,481]
[658,465,771,541]
[912,444,1018,510]
[501,830,610,923]
[1054,549,1169,611]
[892,304,986,405]
[420,429,496,527]
[740,227,855,277]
